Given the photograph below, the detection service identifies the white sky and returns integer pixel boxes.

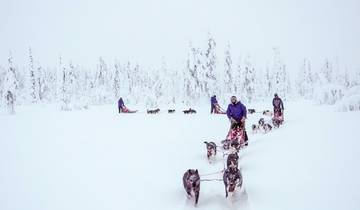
[0,0,359,72]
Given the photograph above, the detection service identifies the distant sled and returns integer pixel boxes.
[119,107,137,113]
[183,108,196,114]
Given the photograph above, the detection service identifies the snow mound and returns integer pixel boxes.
[335,85,360,112]
[313,84,345,105]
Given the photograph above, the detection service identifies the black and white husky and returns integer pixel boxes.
[204,141,217,161]
[223,167,243,197]
[183,169,200,205]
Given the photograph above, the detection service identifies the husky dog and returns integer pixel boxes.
[248,109,256,114]
[223,167,242,197]
[147,108,160,114]
[204,141,217,161]
[227,153,239,169]
[255,118,273,133]
[263,110,273,117]
[168,109,175,113]
[263,123,273,132]
[252,124,260,133]
[183,169,200,205]
[230,140,241,153]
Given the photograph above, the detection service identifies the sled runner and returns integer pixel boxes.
[120,107,137,113]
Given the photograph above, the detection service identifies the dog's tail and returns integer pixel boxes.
[204,141,209,145]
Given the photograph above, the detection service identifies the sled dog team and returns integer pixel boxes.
[117,94,284,205]
[183,94,284,205]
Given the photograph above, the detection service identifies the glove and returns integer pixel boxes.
[241,117,245,123]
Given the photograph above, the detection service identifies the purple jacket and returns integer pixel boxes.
[118,98,124,108]
[226,102,247,122]
[211,96,218,107]
[273,97,284,110]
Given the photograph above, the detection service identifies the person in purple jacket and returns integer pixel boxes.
[226,96,247,124]
[226,96,248,145]
[118,97,125,113]
[272,93,284,115]
[118,97,137,113]
[211,95,226,114]
[210,95,218,113]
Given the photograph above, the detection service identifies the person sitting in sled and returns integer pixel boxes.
[272,93,284,117]
[210,95,225,114]
[226,96,248,146]
[118,97,137,113]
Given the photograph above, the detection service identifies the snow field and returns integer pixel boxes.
[0,101,359,210]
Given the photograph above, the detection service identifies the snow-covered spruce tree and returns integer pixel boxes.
[93,57,113,104]
[113,63,121,100]
[264,65,272,98]
[36,66,46,101]
[44,69,57,102]
[0,66,5,106]
[59,57,71,110]
[242,56,256,103]
[169,69,181,105]
[349,69,360,87]
[68,62,79,109]
[343,68,350,88]
[271,49,288,100]
[3,54,18,114]
[132,64,143,105]
[119,62,132,104]
[224,44,234,96]
[156,60,173,106]
[296,58,313,99]
[233,57,246,102]
[28,48,40,103]
[319,59,333,84]
[183,67,192,105]
[185,45,202,104]
[203,35,217,99]
[152,69,163,107]
[253,65,266,101]
[313,59,345,105]
[83,69,96,106]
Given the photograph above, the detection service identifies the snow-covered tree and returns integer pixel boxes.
[224,44,234,95]
[113,63,121,99]
[271,49,288,100]
[28,48,39,103]
[185,45,202,103]
[296,58,314,99]
[203,35,217,98]
[59,57,70,110]
[3,54,18,114]
[319,59,333,84]
[243,56,256,103]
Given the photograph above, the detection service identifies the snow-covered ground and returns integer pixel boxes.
[1,101,359,210]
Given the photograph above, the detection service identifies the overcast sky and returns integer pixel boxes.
[0,0,359,72]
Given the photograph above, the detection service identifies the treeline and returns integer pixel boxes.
[1,36,359,113]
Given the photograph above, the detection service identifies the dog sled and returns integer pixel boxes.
[119,107,137,113]
[222,122,246,151]
[272,109,284,128]
[214,104,226,114]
